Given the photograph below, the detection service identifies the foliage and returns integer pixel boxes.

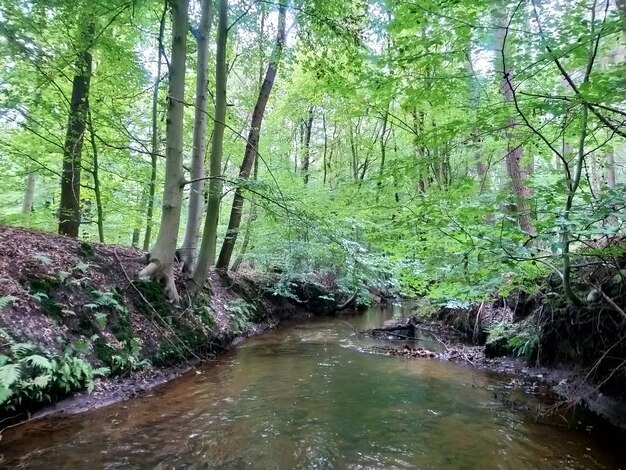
[225,298,259,334]
[0,329,109,411]
[0,0,624,306]
[486,321,540,359]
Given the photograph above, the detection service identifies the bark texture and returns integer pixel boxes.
[21,172,36,214]
[496,16,536,237]
[143,4,167,251]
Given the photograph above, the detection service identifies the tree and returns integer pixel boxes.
[192,0,229,287]
[58,19,95,237]
[139,0,189,302]
[143,3,168,251]
[495,9,536,237]
[179,0,212,272]
[215,1,287,270]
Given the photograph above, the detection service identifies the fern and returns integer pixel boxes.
[10,342,36,359]
[32,374,51,389]
[0,363,22,387]
[24,354,53,371]
[0,384,12,404]
[0,295,17,310]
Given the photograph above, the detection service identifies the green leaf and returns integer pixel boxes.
[0,296,17,310]
[24,354,53,370]
[32,374,51,388]
[0,363,21,387]
[0,384,13,404]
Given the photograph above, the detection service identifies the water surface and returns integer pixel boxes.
[2,306,624,469]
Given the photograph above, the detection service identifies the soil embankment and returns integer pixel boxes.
[0,226,353,425]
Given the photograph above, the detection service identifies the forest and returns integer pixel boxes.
[1,0,626,458]
[1,0,625,303]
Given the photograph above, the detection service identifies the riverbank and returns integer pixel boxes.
[360,302,626,429]
[0,226,355,428]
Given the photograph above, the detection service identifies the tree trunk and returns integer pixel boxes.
[21,172,36,214]
[143,4,167,251]
[193,0,229,285]
[139,0,189,302]
[180,0,212,273]
[411,107,427,193]
[58,20,94,237]
[87,108,104,242]
[375,108,389,202]
[605,150,616,188]
[302,106,313,184]
[215,2,286,271]
[496,16,536,237]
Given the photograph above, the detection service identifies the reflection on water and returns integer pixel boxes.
[2,306,625,469]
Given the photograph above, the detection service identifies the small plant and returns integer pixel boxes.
[225,298,258,334]
[93,336,149,376]
[486,321,539,359]
[0,296,17,311]
[0,329,109,411]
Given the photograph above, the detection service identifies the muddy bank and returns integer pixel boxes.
[0,226,358,427]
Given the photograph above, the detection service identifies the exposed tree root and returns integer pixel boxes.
[138,260,180,304]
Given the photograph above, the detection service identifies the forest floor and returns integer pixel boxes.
[0,226,335,426]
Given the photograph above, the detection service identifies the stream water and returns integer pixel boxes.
[1,306,625,469]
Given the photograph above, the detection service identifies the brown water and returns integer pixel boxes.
[1,306,625,469]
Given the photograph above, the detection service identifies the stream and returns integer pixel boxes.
[1,305,625,469]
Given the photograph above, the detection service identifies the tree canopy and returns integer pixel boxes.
[1,0,624,305]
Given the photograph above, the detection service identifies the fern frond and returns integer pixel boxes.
[0,384,13,404]
[0,363,21,387]
[24,354,53,371]
[0,296,17,310]
[10,342,36,359]
[32,374,51,389]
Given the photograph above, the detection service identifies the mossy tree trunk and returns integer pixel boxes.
[58,19,95,237]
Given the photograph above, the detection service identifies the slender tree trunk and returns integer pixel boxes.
[216,2,286,270]
[349,122,359,181]
[21,172,36,214]
[605,150,616,188]
[143,4,167,251]
[193,0,229,285]
[180,0,212,273]
[231,156,259,272]
[87,108,104,242]
[496,17,536,236]
[58,20,94,237]
[322,113,328,187]
[411,107,426,193]
[139,0,189,302]
[376,108,389,201]
[302,106,313,184]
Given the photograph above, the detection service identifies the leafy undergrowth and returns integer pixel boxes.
[0,226,354,420]
[429,238,626,402]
